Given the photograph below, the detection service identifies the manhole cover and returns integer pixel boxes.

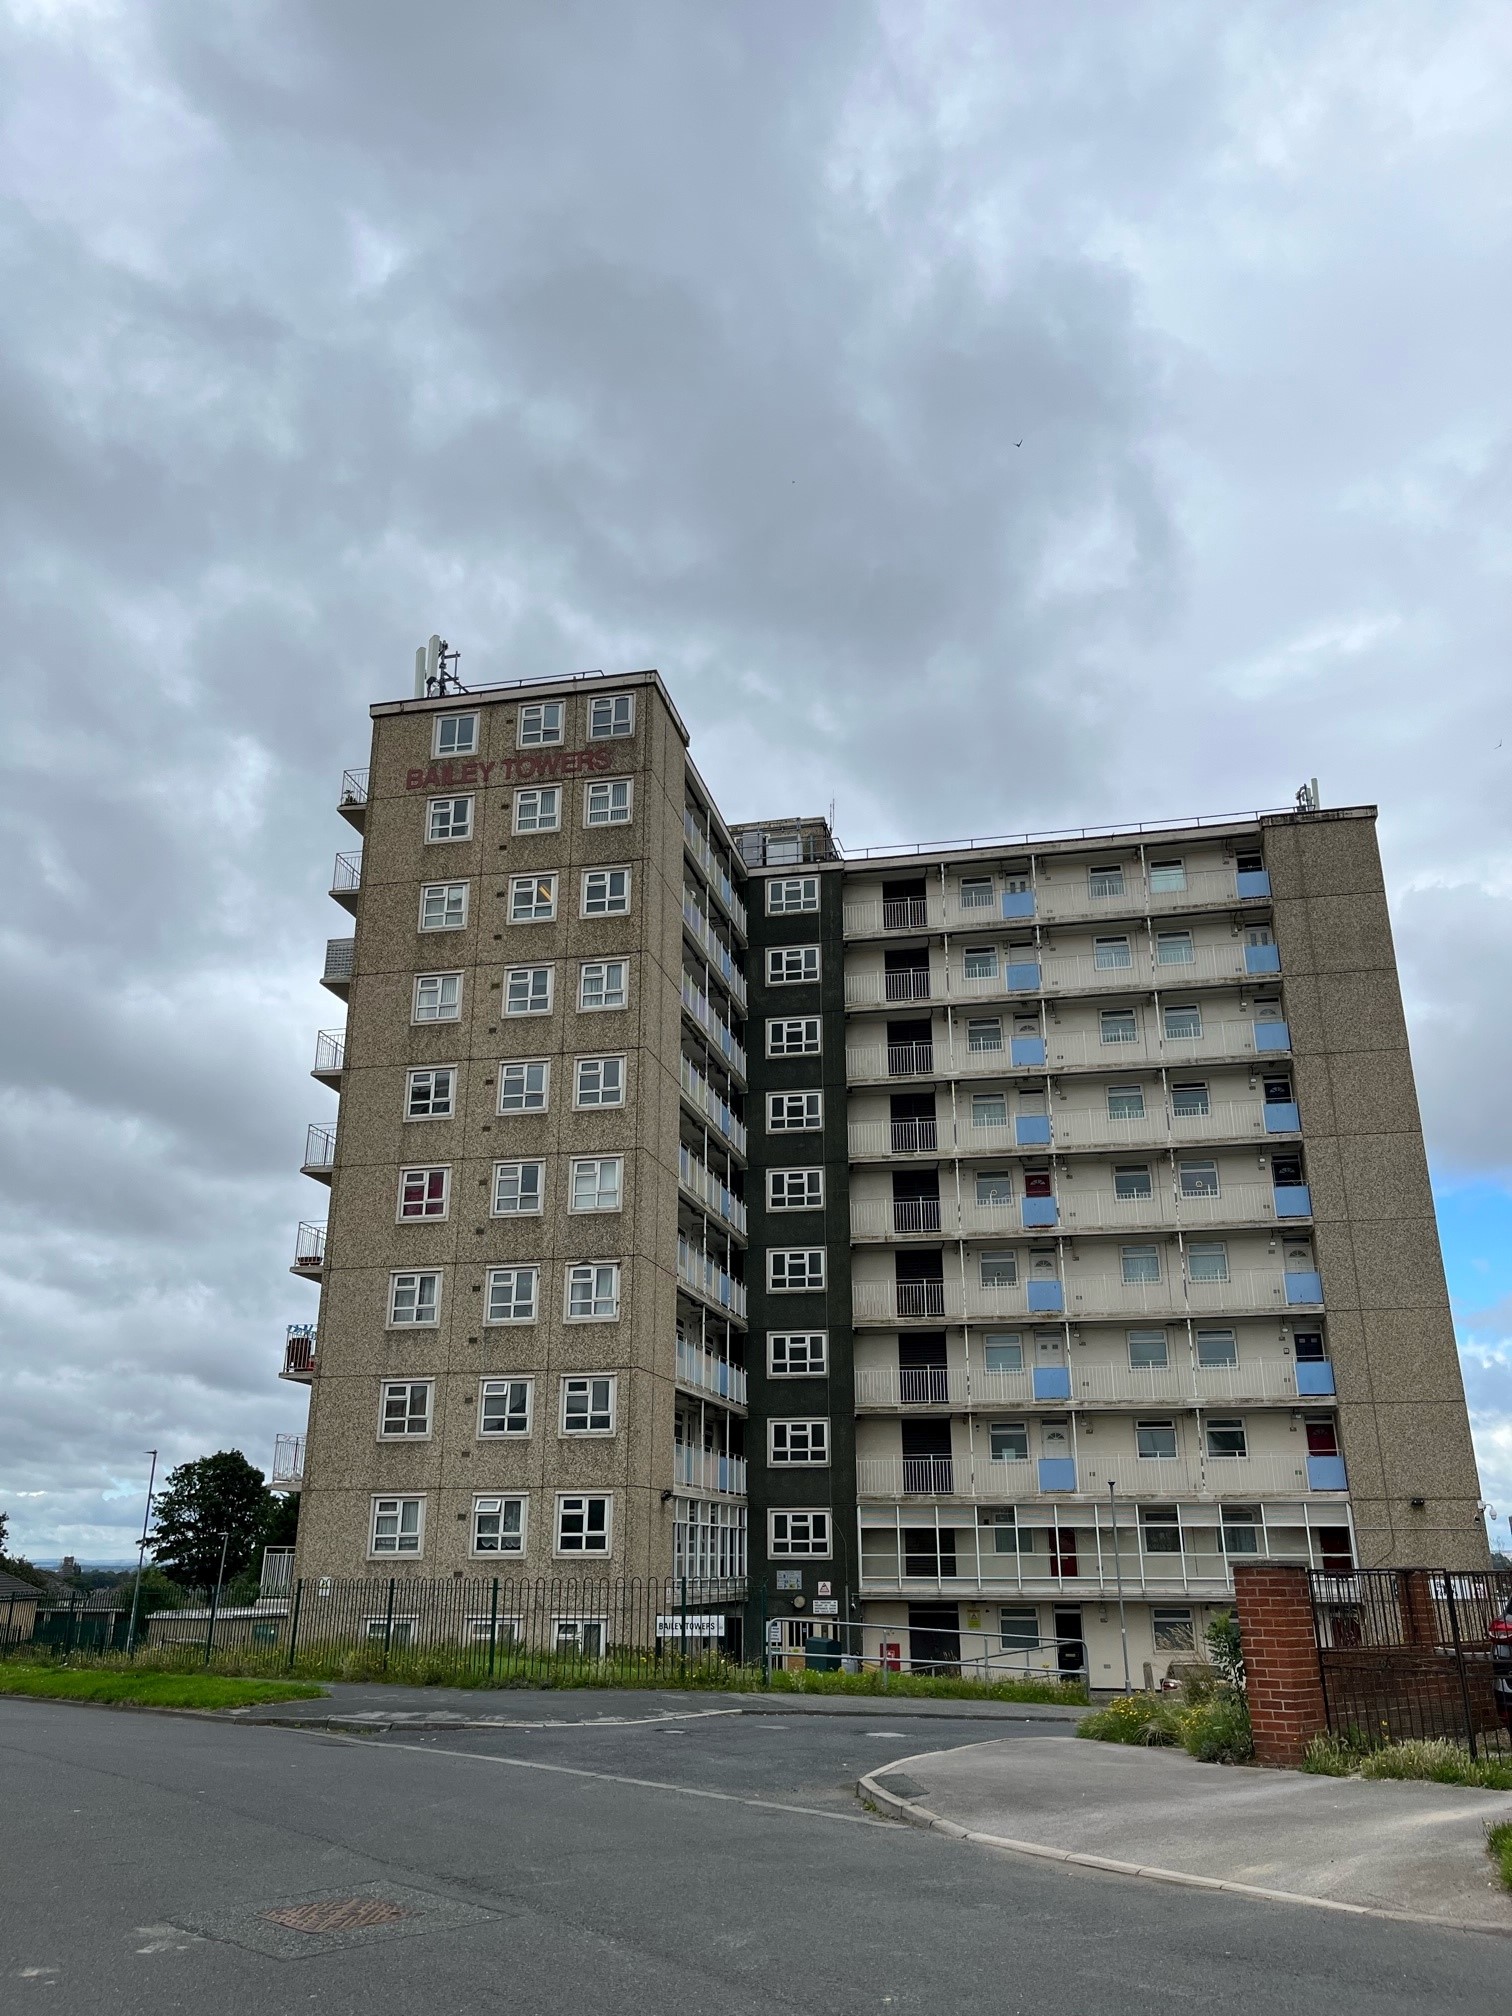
[260,1898,413,1935]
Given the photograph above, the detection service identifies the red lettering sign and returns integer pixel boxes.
[404,745,619,790]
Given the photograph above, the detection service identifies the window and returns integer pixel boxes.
[1156,930,1194,966]
[980,1251,1018,1287]
[769,1510,831,1558]
[499,1059,550,1112]
[1128,1329,1168,1368]
[588,693,634,739]
[485,1266,538,1324]
[768,1091,822,1131]
[1153,1608,1196,1651]
[1178,1160,1220,1198]
[1293,1329,1326,1363]
[1171,1081,1210,1117]
[578,960,628,1010]
[1196,1327,1238,1368]
[963,944,999,979]
[426,796,474,844]
[419,882,468,931]
[959,876,994,910]
[1206,1417,1247,1458]
[562,1375,616,1434]
[1142,1507,1181,1554]
[582,868,631,916]
[1100,1008,1138,1044]
[1148,858,1186,894]
[769,1249,825,1292]
[571,1156,623,1212]
[768,1168,823,1211]
[513,786,561,833]
[398,1167,449,1220]
[585,778,632,825]
[509,873,557,923]
[1163,1003,1202,1039]
[435,713,478,757]
[518,700,564,747]
[370,1496,424,1556]
[389,1272,440,1325]
[770,1420,829,1465]
[770,1332,827,1376]
[413,972,462,1022]
[984,1332,1023,1372]
[767,876,819,914]
[1136,1419,1178,1460]
[971,1091,1008,1128]
[479,1378,533,1437]
[380,1381,432,1438]
[976,1170,1014,1205]
[492,1160,544,1215]
[1094,935,1132,970]
[566,1262,621,1320]
[1107,1084,1146,1120]
[1088,863,1125,898]
[505,966,553,1015]
[990,1421,1029,1462]
[1114,1165,1152,1200]
[575,1055,625,1107]
[999,1604,1039,1646]
[767,945,819,985]
[406,1067,455,1119]
[1221,1508,1260,1555]
[1121,1245,1161,1285]
[556,1494,612,1554]
[767,1017,821,1057]
[1187,1241,1229,1283]
[472,1496,526,1556]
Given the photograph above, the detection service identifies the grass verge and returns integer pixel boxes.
[0,1668,327,1710]
[1302,1732,1512,1792]
[1077,1689,1253,1762]
[1488,1821,1512,1894]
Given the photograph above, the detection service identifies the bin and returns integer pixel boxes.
[803,1635,842,1673]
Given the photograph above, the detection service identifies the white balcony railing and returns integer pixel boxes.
[844,1019,1287,1083]
[675,1337,749,1406]
[680,975,747,1078]
[272,1433,306,1489]
[677,1146,747,1236]
[683,810,748,936]
[681,891,748,1011]
[676,1236,748,1319]
[678,1056,747,1156]
[857,1449,1320,1501]
[673,1446,748,1495]
[853,1357,1313,1410]
[854,1366,970,1408]
[847,1100,1286,1161]
[851,1267,1311,1326]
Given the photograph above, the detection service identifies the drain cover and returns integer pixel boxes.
[261,1898,412,1935]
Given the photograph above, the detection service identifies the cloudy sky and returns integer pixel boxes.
[1,0,1508,1559]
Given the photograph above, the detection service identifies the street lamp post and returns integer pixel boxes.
[204,1531,231,1667]
[1109,1481,1132,1693]
[124,1451,158,1659]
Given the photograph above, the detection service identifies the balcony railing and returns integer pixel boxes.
[311,1029,346,1082]
[281,1325,317,1381]
[855,1367,969,1408]
[260,1546,296,1596]
[854,1355,1328,1410]
[842,865,1271,941]
[844,1019,1291,1084]
[271,1433,306,1490]
[678,1056,747,1156]
[676,1236,748,1319]
[330,851,362,910]
[857,1449,1328,1502]
[851,1265,1320,1327]
[673,1446,749,1496]
[846,1099,1294,1161]
[338,767,369,828]
[844,942,1279,1009]
[681,891,748,1010]
[292,1222,327,1274]
[882,896,929,931]
[675,1337,749,1406]
[302,1123,336,1176]
[680,975,747,1079]
[321,938,355,997]
[683,811,748,936]
[677,1145,747,1236]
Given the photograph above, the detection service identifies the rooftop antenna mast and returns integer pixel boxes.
[413,633,467,698]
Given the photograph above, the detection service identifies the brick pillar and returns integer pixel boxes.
[1398,1570,1439,1646]
[1232,1563,1327,1768]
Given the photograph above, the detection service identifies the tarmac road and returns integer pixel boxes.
[0,1695,1504,2014]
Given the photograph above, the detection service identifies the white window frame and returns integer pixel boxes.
[491,1159,545,1217]
[1128,1327,1169,1369]
[1093,935,1133,971]
[1121,1245,1162,1286]
[970,1092,1008,1129]
[767,945,820,985]
[1148,857,1186,894]
[565,1261,622,1322]
[405,1066,456,1120]
[434,713,479,758]
[518,700,564,748]
[581,867,631,917]
[388,1271,441,1327]
[369,1495,425,1557]
[560,1374,617,1435]
[768,1090,823,1132]
[574,1055,626,1108]
[766,1016,821,1058]
[1187,1240,1230,1283]
[1155,930,1195,966]
[585,778,633,826]
[378,1380,433,1440]
[980,1250,1018,1287]
[766,876,820,914]
[1196,1327,1239,1368]
[767,1168,824,1211]
[1205,1416,1248,1459]
[1163,1003,1203,1039]
[1107,1084,1147,1121]
[512,785,562,834]
[413,972,462,1023]
[509,873,558,923]
[1100,1008,1139,1045]
[768,1419,830,1466]
[570,1155,624,1213]
[504,966,554,1016]
[484,1265,539,1325]
[555,1493,613,1556]
[471,1494,527,1557]
[578,959,628,1011]
[397,1166,450,1221]
[1136,1418,1179,1461]
[418,882,469,932]
[587,692,635,740]
[478,1377,534,1438]
[967,1016,1004,1052]
[498,1059,550,1113]
[769,1332,828,1377]
[768,1249,826,1293]
[768,1509,831,1559]
[426,795,474,843]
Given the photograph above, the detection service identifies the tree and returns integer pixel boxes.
[149,1451,277,1593]
[0,1509,46,1588]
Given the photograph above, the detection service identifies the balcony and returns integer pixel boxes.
[681,891,748,1011]
[883,896,929,932]
[271,1432,306,1491]
[1066,1267,1317,1322]
[338,767,369,830]
[321,937,355,999]
[855,1367,969,1408]
[677,1145,747,1237]
[1264,1101,1301,1133]
[1306,1454,1348,1491]
[1058,1180,1303,1235]
[676,1236,747,1320]
[330,851,362,913]
[848,1098,1292,1164]
[673,1446,748,1496]
[858,1450,1334,1502]
[260,1547,295,1596]
[675,1337,748,1407]
[301,1123,336,1182]
[682,810,748,937]
[281,1324,317,1382]
[291,1222,327,1278]
[853,1355,1328,1411]
[311,1028,346,1088]
[1284,1270,1324,1306]
[678,1056,747,1158]
[680,975,747,1080]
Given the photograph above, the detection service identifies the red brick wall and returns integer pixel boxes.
[1232,1563,1327,1767]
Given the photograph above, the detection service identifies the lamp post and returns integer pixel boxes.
[124,1451,158,1659]
[203,1531,230,1667]
[1109,1481,1131,1693]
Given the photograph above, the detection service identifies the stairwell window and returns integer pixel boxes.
[426,796,473,843]
[406,1066,456,1119]
[769,1420,829,1465]
[1187,1241,1229,1283]
[434,713,478,757]
[485,1267,538,1325]
[1206,1417,1247,1458]
[767,876,819,914]
[588,693,634,739]
[768,1169,823,1210]
[769,1332,828,1376]
[388,1272,440,1325]
[769,1249,825,1292]
[513,786,561,833]
[413,973,462,1022]
[419,883,468,931]
[498,1060,550,1113]
[769,1510,831,1558]
[585,778,632,825]
[767,945,820,984]
[1121,1245,1161,1285]
[1100,1008,1138,1045]
[509,874,557,923]
[518,701,564,748]
[1156,930,1194,966]
[398,1168,449,1219]
[582,868,631,916]
[505,966,553,1015]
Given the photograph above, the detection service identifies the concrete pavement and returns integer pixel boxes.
[862,1735,1512,1932]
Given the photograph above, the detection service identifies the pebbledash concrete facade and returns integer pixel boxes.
[280,664,1485,1686]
